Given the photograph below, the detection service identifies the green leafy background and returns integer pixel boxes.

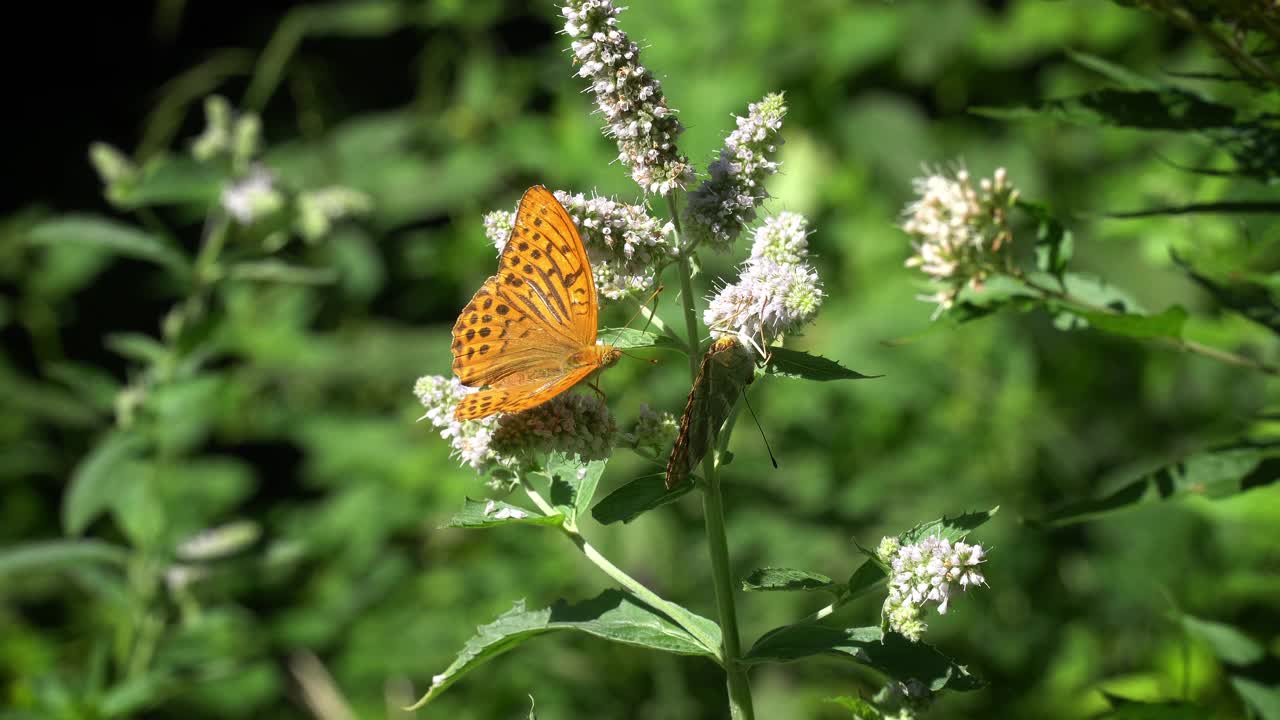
[2,1,1278,718]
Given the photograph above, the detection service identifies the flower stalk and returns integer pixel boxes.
[668,192,756,720]
[516,472,722,657]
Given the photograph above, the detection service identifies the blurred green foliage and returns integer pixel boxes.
[2,1,1279,718]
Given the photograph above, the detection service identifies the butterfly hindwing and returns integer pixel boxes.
[665,338,757,489]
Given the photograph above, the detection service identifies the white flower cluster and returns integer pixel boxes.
[553,190,674,299]
[490,393,617,463]
[879,535,987,642]
[414,376,619,470]
[684,93,787,252]
[901,166,1018,316]
[295,186,373,242]
[415,375,499,471]
[483,209,516,253]
[221,165,282,225]
[621,403,678,456]
[704,212,823,356]
[562,0,693,195]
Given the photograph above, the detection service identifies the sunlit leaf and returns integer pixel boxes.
[742,567,837,593]
[1039,445,1280,526]
[407,591,716,709]
[598,327,687,353]
[974,88,1280,181]
[763,346,880,382]
[1173,252,1280,339]
[1075,306,1187,340]
[1231,677,1280,720]
[591,473,694,525]
[1179,614,1265,666]
[899,507,999,545]
[536,453,608,521]
[444,498,564,529]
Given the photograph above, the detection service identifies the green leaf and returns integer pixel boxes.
[973,88,1280,181]
[537,453,608,520]
[743,625,981,692]
[742,567,837,593]
[1039,445,1280,526]
[763,346,880,382]
[99,671,175,717]
[1173,253,1280,339]
[1066,50,1161,90]
[1098,695,1207,720]
[27,215,190,277]
[443,498,564,529]
[0,539,128,579]
[1017,200,1073,279]
[302,0,408,36]
[598,327,687,353]
[113,154,227,209]
[105,333,170,367]
[63,433,149,535]
[944,274,1039,324]
[1059,272,1144,314]
[1179,615,1265,666]
[1076,306,1187,340]
[899,506,999,545]
[1231,677,1280,720]
[407,590,715,710]
[825,695,881,718]
[227,260,338,285]
[845,558,889,600]
[591,473,694,525]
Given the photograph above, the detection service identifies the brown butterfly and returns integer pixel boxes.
[665,337,757,489]
[451,186,620,420]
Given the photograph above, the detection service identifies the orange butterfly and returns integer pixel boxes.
[452,186,620,420]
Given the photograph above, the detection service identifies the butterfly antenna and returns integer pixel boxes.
[610,286,666,365]
[741,390,778,469]
[610,285,665,344]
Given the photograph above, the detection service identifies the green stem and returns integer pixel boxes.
[518,475,722,660]
[667,193,755,720]
[1014,272,1280,377]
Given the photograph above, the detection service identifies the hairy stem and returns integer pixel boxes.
[667,193,756,720]
[518,474,723,659]
[1014,272,1280,376]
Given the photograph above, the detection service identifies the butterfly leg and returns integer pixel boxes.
[588,376,608,403]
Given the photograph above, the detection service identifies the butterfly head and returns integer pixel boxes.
[600,346,622,368]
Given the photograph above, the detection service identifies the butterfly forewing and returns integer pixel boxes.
[451,186,610,421]
[665,338,757,488]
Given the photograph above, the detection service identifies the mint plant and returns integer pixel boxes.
[411,3,992,717]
